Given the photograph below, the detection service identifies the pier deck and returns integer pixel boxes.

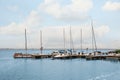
[32,54,52,59]
[86,55,120,60]
[86,55,106,60]
[14,53,52,59]
[13,53,120,61]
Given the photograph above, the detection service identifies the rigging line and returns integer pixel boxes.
[70,26,74,53]
[40,30,43,54]
[63,28,66,52]
[80,28,82,53]
[25,28,27,54]
[91,20,97,52]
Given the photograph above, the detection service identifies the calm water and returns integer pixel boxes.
[0,49,120,80]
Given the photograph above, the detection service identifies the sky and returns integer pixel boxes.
[0,0,120,49]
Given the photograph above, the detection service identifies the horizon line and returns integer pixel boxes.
[0,48,117,50]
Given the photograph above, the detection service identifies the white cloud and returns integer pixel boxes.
[0,0,114,49]
[0,22,24,35]
[95,25,110,37]
[0,10,42,35]
[24,10,41,27]
[39,0,93,20]
[0,10,42,48]
[102,1,120,11]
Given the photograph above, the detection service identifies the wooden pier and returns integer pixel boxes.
[32,54,52,59]
[86,55,106,60]
[13,53,120,62]
[14,53,52,59]
[14,53,84,59]
[86,55,120,61]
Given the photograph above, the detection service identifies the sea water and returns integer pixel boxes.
[0,49,120,80]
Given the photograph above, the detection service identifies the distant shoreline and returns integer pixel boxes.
[0,48,116,50]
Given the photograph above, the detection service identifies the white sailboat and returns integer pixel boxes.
[78,28,84,55]
[90,20,102,56]
[53,26,76,59]
[53,28,70,59]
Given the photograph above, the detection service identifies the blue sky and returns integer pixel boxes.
[0,0,120,49]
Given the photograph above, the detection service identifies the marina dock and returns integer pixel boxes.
[32,54,52,59]
[86,55,107,60]
[14,53,52,59]
[86,55,120,61]
[14,53,120,61]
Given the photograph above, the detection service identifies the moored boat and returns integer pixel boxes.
[52,49,77,59]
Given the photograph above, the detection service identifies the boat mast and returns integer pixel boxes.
[91,20,97,52]
[63,28,66,53]
[40,30,43,54]
[80,28,82,53]
[70,26,74,55]
[91,23,94,52]
[25,28,27,54]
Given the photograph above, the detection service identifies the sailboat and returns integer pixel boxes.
[53,28,70,59]
[90,20,102,56]
[78,28,84,55]
[53,26,77,59]
[14,29,32,58]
